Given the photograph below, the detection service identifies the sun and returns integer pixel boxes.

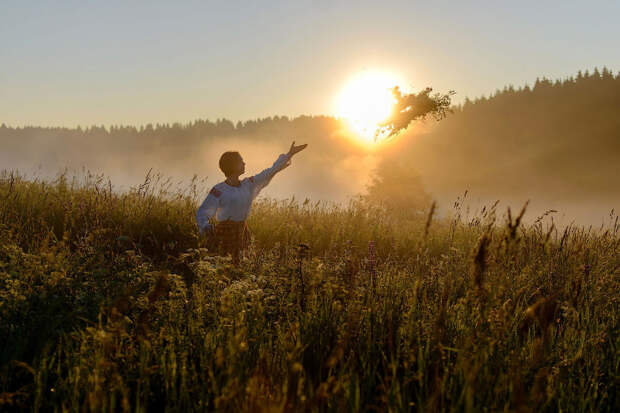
[336,70,402,142]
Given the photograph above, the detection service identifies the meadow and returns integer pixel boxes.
[0,169,618,412]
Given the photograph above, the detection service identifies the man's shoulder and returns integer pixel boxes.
[209,182,226,197]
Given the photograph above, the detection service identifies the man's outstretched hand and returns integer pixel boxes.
[279,141,307,171]
[287,141,307,158]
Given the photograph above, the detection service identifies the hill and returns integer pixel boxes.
[401,67,620,213]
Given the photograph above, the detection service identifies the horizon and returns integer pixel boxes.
[2,1,620,127]
[2,67,616,129]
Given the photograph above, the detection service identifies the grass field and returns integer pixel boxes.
[0,169,618,412]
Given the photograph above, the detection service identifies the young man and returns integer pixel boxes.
[196,141,307,262]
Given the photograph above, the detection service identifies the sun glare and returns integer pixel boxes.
[336,70,401,142]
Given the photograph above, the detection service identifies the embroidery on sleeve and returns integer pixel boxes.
[209,187,222,197]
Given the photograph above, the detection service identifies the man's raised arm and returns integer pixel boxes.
[249,141,307,198]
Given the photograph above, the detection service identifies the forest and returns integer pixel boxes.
[2,68,618,224]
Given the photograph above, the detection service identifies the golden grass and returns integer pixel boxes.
[0,169,618,412]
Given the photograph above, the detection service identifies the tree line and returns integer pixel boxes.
[1,67,619,218]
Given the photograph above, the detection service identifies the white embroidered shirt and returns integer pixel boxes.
[196,153,290,233]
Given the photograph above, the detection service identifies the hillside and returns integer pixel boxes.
[402,67,620,208]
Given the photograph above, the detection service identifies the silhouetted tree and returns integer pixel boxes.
[364,158,431,214]
[376,86,454,141]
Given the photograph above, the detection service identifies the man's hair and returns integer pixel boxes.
[219,151,241,177]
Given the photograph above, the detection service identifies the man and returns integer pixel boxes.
[196,141,307,262]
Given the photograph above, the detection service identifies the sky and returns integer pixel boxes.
[2,0,619,127]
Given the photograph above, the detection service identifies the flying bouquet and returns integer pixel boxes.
[375,86,455,141]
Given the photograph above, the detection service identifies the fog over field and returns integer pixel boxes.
[2,70,619,226]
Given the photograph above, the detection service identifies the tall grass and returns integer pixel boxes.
[0,169,618,412]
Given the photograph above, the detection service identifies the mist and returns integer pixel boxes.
[0,119,381,206]
[2,69,619,227]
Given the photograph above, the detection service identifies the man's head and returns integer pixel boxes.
[219,151,246,177]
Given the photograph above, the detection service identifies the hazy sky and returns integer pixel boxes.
[2,0,619,127]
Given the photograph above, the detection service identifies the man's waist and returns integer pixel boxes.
[216,219,247,227]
